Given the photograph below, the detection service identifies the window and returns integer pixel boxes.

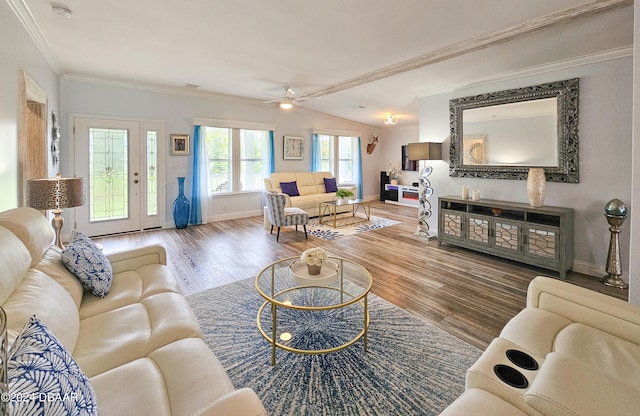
[146,130,158,216]
[204,126,269,193]
[316,134,358,184]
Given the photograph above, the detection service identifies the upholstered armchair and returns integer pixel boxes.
[265,192,309,241]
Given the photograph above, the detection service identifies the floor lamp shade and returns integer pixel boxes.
[408,142,442,161]
[24,174,86,248]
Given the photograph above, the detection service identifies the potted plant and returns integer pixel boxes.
[335,188,354,202]
[300,247,327,275]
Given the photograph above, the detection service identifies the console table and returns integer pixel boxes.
[437,196,574,279]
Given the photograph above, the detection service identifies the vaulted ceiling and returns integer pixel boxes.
[12,0,634,127]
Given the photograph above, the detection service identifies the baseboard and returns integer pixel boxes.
[571,259,628,283]
[208,209,262,222]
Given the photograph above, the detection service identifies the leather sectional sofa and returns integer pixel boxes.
[263,171,357,217]
[439,276,640,416]
[0,207,266,415]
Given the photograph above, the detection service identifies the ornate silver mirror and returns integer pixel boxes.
[449,78,579,182]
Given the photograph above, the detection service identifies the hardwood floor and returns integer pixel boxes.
[94,201,628,350]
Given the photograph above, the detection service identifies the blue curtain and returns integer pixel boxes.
[190,125,206,224]
[268,130,275,174]
[355,136,363,199]
[310,134,320,171]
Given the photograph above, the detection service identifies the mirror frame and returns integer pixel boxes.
[449,78,579,182]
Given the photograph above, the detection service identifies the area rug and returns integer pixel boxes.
[187,278,482,415]
[307,214,401,241]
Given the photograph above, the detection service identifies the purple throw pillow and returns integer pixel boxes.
[280,181,300,196]
[324,177,338,193]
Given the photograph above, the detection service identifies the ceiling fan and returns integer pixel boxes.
[262,87,305,109]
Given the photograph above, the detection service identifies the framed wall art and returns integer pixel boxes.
[170,134,190,156]
[283,136,303,160]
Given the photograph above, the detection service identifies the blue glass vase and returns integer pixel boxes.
[173,177,190,229]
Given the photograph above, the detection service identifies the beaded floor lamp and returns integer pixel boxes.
[408,142,442,239]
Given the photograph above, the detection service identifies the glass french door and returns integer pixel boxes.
[73,117,164,236]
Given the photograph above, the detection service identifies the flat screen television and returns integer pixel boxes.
[401,145,418,171]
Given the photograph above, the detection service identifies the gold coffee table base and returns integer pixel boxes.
[319,199,371,228]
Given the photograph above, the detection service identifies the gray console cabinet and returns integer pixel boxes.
[437,196,574,279]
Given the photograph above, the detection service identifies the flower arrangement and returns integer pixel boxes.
[300,247,327,266]
[386,161,402,179]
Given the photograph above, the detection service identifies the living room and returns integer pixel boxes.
[1,1,640,415]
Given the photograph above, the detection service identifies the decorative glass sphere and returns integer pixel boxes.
[604,199,627,217]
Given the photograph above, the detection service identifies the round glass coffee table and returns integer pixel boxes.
[255,256,372,365]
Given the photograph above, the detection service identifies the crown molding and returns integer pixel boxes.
[7,0,64,75]
[61,74,265,104]
[417,46,632,97]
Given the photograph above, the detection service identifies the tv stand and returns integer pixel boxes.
[384,184,419,207]
[437,196,574,279]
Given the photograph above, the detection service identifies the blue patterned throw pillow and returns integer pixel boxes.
[61,231,112,297]
[8,316,98,416]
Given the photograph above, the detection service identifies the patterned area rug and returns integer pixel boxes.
[187,278,481,416]
[307,214,401,241]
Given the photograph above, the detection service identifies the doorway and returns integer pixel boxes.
[72,116,165,236]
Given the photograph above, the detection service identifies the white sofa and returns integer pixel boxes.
[264,171,357,217]
[0,207,266,416]
[439,276,640,416]
[263,171,357,228]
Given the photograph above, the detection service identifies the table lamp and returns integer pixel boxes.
[25,174,86,249]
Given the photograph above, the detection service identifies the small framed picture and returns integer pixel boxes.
[170,134,190,156]
[283,136,303,160]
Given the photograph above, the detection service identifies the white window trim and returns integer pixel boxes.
[312,128,363,137]
[192,117,276,131]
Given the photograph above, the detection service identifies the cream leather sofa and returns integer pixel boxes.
[0,207,266,416]
[264,171,357,217]
[263,171,357,228]
[439,276,640,416]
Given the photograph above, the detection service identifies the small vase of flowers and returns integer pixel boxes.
[386,161,402,184]
[300,247,327,275]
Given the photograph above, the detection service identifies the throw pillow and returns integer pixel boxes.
[280,181,300,197]
[8,316,98,415]
[324,177,338,193]
[62,231,112,297]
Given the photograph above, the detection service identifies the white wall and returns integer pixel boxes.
[629,6,640,305]
[420,55,634,285]
[60,79,387,224]
[0,2,60,211]
[376,124,421,186]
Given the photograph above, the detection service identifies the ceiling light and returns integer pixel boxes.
[384,114,398,125]
[51,4,72,18]
[279,97,293,109]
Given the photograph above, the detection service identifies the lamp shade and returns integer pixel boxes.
[408,142,442,161]
[25,175,86,210]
